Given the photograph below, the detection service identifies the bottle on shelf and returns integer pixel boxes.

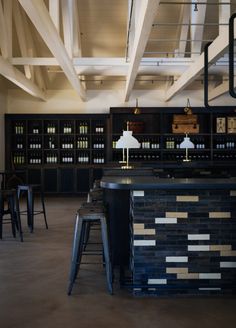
[95,122,104,134]
[63,123,72,134]
[16,138,24,149]
[93,137,104,149]
[46,153,58,164]
[165,137,175,149]
[61,152,73,163]
[79,121,89,134]
[150,138,160,149]
[15,123,24,134]
[13,152,25,165]
[93,152,105,164]
[47,123,56,134]
[29,152,42,164]
[33,126,39,134]
[77,152,90,163]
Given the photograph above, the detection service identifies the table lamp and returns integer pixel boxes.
[180,134,194,162]
[116,122,140,169]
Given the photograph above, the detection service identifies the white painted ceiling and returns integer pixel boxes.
[0,0,236,102]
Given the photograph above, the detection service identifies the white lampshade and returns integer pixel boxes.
[180,135,194,149]
[116,131,140,149]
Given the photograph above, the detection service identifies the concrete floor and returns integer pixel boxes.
[0,197,236,328]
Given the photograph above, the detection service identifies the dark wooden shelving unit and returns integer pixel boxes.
[110,107,236,165]
[5,107,236,193]
[5,114,109,194]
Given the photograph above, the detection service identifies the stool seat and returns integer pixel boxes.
[17,184,48,232]
[78,207,105,219]
[0,189,23,241]
[68,204,113,295]
[87,189,103,203]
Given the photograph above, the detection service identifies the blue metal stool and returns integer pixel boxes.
[17,184,48,232]
[67,204,113,295]
[0,189,23,242]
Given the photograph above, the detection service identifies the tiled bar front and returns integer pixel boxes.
[131,189,236,296]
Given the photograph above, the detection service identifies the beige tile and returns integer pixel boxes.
[210,245,232,251]
[176,196,199,202]
[166,267,188,274]
[209,212,231,219]
[220,250,236,256]
[166,212,188,218]
[230,190,236,196]
[133,223,145,230]
[134,229,155,235]
[177,273,199,280]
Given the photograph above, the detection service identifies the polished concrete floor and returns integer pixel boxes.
[0,197,236,328]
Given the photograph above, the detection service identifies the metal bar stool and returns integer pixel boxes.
[67,203,113,295]
[0,189,23,242]
[17,184,48,233]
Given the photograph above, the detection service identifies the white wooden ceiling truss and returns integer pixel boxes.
[0,0,235,102]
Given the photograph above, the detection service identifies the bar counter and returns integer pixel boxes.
[101,176,236,296]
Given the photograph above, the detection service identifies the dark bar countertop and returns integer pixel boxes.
[101,176,236,190]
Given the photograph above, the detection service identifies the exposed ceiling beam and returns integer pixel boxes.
[71,0,82,57]
[0,0,9,58]
[61,0,73,58]
[176,4,190,58]
[18,0,86,101]
[208,79,230,101]
[49,0,60,32]
[3,0,12,58]
[124,0,160,101]
[13,1,32,79]
[0,55,46,100]
[22,6,47,90]
[219,0,230,35]
[165,21,236,101]
[11,56,231,76]
[190,1,206,59]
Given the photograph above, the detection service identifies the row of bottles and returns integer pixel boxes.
[63,123,72,134]
[130,153,160,161]
[13,153,25,164]
[46,124,56,134]
[46,154,58,163]
[48,137,56,149]
[140,138,160,149]
[29,138,42,149]
[95,123,104,134]
[93,138,105,149]
[214,137,235,149]
[16,140,24,149]
[61,138,74,149]
[213,153,236,160]
[77,137,89,149]
[29,153,42,164]
[15,123,24,134]
[164,137,207,149]
[14,122,106,135]
[78,122,89,134]
[165,137,176,149]
[164,153,210,161]
[32,126,40,134]
[93,153,105,164]
[61,153,74,163]
[78,152,90,163]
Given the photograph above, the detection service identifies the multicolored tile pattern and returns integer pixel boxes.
[131,189,236,296]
